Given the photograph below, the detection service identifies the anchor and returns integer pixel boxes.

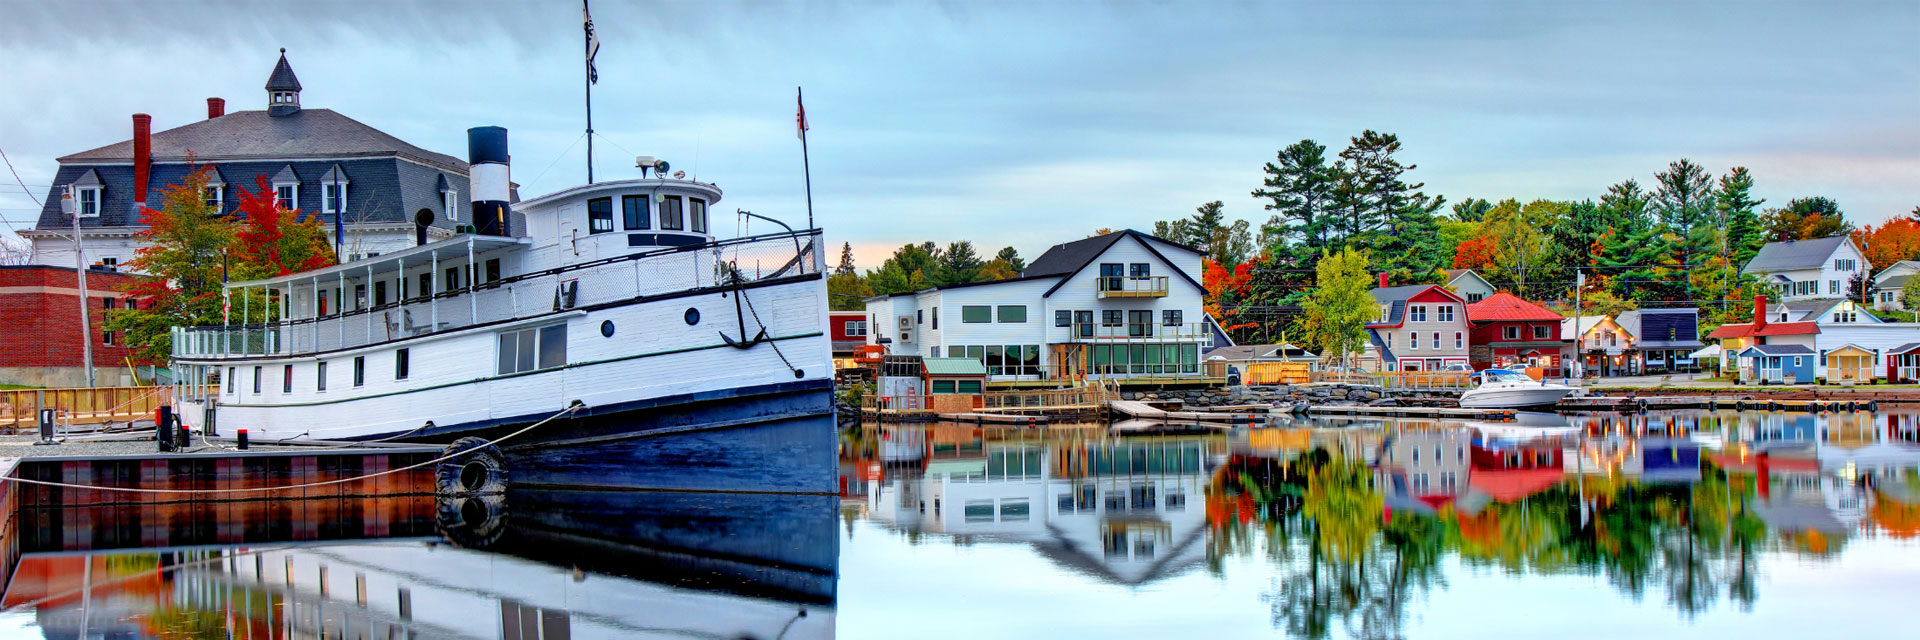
[720,266,769,350]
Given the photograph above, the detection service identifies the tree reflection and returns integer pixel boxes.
[1209,446,1833,638]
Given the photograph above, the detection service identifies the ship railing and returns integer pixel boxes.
[171,230,823,359]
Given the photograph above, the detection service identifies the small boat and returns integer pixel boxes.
[1458,369,1576,410]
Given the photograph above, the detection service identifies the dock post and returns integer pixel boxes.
[237,428,249,450]
[157,406,174,452]
[34,408,56,446]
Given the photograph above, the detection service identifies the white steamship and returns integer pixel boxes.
[168,126,837,493]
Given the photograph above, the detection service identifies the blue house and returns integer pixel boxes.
[1736,344,1816,384]
[21,51,475,271]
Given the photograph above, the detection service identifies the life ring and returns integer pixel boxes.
[436,437,510,496]
[1636,399,1649,413]
[1867,401,1880,413]
[436,494,508,548]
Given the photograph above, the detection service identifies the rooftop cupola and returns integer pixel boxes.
[265,48,303,117]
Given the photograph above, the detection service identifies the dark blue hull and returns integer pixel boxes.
[392,378,839,495]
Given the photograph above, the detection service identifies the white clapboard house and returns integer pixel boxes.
[863,230,1219,384]
[1872,260,1918,312]
[1740,236,1871,302]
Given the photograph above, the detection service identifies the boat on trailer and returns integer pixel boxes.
[168,126,836,494]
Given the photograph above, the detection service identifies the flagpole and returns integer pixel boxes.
[799,86,814,230]
[583,0,595,184]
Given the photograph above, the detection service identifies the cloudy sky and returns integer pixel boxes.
[1,1,1914,268]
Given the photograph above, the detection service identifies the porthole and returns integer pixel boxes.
[600,320,615,337]
[684,308,701,325]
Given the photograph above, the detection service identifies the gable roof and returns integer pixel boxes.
[1706,320,1822,339]
[57,108,467,174]
[924,357,988,376]
[1467,292,1563,323]
[1560,316,1618,338]
[1367,284,1466,328]
[1028,229,1204,297]
[1741,236,1854,274]
[1444,269,1495,291]
[1739,344,1815,357]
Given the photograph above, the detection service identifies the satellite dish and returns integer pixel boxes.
[673,170,686,179]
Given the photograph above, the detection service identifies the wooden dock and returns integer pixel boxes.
[1108,400,1269,425]
[1557,395,1880,413]
[1305,405,1516,421]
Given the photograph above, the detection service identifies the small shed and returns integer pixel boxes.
[1736,344,1816,384]
[1823,344,1876,383]
[923,357,988,394]
[1887,343,1920,383]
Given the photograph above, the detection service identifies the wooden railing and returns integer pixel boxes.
[977,384,1109,412]
[0,385,180,432]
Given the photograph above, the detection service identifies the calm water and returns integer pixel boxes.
[2,409,1917,638]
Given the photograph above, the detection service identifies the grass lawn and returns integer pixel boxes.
[0,384,39,390]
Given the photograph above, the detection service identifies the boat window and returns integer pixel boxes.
[587,197,614,234]
[317,361,327,391]
[498,324,569,375]
[485,259,501,283]
[622,194,649,230]
[659,195,684,230]
[395,348,410,380]
[353,356,365,387]
[690,197,707,233]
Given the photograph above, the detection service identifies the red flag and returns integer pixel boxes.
[796,92,809,140]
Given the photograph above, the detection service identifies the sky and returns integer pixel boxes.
[1,1,1915,269]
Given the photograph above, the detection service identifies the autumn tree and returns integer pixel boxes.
[977,259,1019,282]
[992,246,1025,272]
[1301,248,1375,378]
[1763,197,1850,241]
[105,165,237,362]
[1451,236,1497,271]
[231,175,336,280]
[1855,218,1920,269]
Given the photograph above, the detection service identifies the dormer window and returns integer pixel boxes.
[75,186,101,217]
[322,182,348,214]
[202,183,224,211]
[273,91,297,105]
[443,189,458,221]
[275,184,297,210]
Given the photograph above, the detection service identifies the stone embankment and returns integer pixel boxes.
[1119,384,1458,408]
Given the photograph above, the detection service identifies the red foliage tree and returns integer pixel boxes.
[1203,258,1252,323]
[1450,236,1498,270]
[231,175,336,279]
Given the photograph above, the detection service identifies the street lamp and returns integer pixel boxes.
[60,187,96,388]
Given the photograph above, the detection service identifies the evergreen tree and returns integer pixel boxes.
[934,241,983,285]
[1330,131,1442,249]
[1451,198,1493,222]
[993,246,1025,272]
[1651,159,1716,230]
[827,272,871,310]
[835,242,857,276]
[1716,167,1767,267]
[864,242,939,295]
[1252,139,1336,259]
[1763,197,1850,241]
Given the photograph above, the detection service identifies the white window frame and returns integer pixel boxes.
[1407,330,1418,350]
[846,320,867,337]
[1437,305,1454,322]
[444,189,459,221]
[75,186,102,217]
[1410,305,1427,323]
[322,181,349,214]
[203,183,224,211]
[1454,332,1463,349]
[274,183,298,211]
[1503,326,1520,340]
[1432,332,1440,349]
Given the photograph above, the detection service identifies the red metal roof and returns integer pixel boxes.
[1467,292,1564,323]
[1706,324,1753,339]
[1755,322,1821,336]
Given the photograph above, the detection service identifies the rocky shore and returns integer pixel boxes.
[1118,384,1460,407]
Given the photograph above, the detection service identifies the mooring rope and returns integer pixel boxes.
[0,402,583,494]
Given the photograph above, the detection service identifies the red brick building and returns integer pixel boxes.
[1466,292,1566,375]
[0,265,150,387]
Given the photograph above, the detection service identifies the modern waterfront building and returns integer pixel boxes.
[20,51,475,272]
[862,230,1217,385]
[1739,236,1871,302]
[1357,277,1472,372]
[1614,307,1705,373]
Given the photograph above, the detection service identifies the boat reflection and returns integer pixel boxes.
[0,489,838,639]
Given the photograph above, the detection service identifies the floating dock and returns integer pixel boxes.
[1304,405,1516,421]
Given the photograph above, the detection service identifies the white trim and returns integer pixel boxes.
[75,186,102,217]
[57,155,470,177]
[322,180,349,214]
[273,182,299,211]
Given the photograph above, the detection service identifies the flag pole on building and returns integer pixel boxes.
[797,87,813,230]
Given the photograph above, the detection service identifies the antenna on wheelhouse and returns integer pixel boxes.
[583,0,601,184]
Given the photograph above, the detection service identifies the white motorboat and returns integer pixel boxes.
[1458,368,1577,409]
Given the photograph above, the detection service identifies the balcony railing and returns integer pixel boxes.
[1062,320,1214,345]
[1096,276,1168,298]
[172,230,822,360]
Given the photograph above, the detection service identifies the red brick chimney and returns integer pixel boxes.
[1754,295,1767,328]
[1378,272,1389,288]
[206,97,225,119]
[132,114,152,208]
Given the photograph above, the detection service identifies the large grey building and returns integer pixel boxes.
[22,51,475,272]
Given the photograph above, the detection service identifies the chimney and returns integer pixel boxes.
[1754,295,1767,328]
[1378,272,1389,288]
[132,114,152,209]
[467,126,511,237]
[206,97,225,119]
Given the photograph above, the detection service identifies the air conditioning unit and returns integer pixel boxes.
[553,280,579,310]
[897,315,913,343]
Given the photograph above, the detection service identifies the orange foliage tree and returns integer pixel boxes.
[1855,217,1920,268]
[1203,258,1253,330]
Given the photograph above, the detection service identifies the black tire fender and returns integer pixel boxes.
[436,436,509,496]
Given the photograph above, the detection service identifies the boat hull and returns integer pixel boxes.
[1458,387,1575,410]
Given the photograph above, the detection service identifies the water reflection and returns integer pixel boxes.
[843,409,1920,638]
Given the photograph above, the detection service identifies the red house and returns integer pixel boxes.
[829,310,868,360]
[1466,292,1565,375]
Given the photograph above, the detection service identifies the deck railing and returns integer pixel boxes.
[0,385,189,432]
[173,230,821,360]
[1096,276,1169,298]
[1062,320,1214,344]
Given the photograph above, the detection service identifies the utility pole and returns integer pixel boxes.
[1571,269,1583,386]
[61,187,96,388]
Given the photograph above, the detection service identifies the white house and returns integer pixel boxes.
[863,230,1215,384]
[1709,296,1920,383]
[1442,269,1496,303]
[1740,236,1871,302]
[1872,260,1918,312]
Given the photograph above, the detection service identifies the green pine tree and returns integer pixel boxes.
[1716,167,1767,268]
